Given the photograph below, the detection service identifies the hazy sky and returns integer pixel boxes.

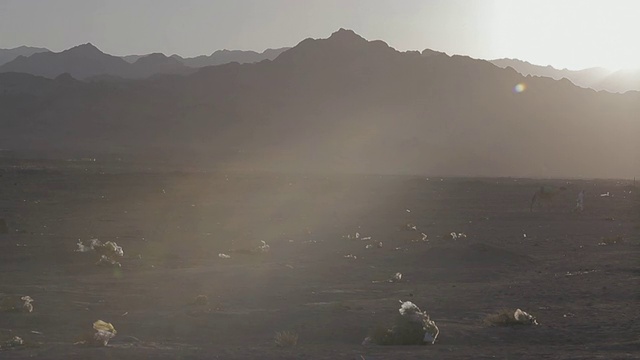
[0,0,638,70]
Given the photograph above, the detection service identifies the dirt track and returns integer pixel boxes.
[1,162,638,359]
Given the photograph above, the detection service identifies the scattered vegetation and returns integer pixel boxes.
[274,331,298,348]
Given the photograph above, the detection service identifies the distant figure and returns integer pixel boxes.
[530,186,566,212]
[574,190,585,212]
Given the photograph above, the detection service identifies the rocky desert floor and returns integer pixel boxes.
[0,160,638,359]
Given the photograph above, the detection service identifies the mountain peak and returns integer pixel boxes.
[64,43,104,56]
[328,28,367,43]
[273,28,395,66]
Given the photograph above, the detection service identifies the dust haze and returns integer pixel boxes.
[0,4,638,360]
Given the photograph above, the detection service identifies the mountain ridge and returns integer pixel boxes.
[0,43,132,79]
[490,58,639,93]
[0,45,50,66]
[0,43,290,79]
[3,40,638,94]
[0,29,637,178]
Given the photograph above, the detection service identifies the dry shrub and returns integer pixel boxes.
[74,320,117,347]
[484,309,522,326]
[393,316,427,345]
[369,316,430,345]
[192,295,209,306]
[367,301,439,346]
[484,308,538,326]
[274,331,298,348]
[369,323,395,345]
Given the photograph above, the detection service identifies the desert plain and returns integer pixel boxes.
[0,160,638,359]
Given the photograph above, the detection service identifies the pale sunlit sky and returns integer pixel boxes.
[0,0,638,70]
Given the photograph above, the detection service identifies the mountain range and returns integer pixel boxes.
[2,43,638,94]
[0,29,638,178]
[123,48,289,67]
[0,46,50,66]
[0,45,289,80]
[0,44,189,80]
[490,58,640,94]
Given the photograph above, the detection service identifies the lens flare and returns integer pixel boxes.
[513,83,526,93]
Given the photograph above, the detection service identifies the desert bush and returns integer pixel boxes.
[485,308,538,326]
[367,301,439,345]
[75,320,117,347]
[368,316,435,345]
[274,331,298,348]
[368,323,395,345]
[484,308,521,326]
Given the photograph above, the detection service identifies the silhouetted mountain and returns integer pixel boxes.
[123,48,289,68]
[0,46,50,66]
[490,58,640,93]
[0,44,194,80]
[0,43,131,79]
[2,44,288,79]
[0,29,637,178]
[122,54,145,63]
[597,68,640,93]
[176,47,290,67]
[130,53,195,77]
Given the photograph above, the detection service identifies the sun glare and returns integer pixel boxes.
[488,0,640,70]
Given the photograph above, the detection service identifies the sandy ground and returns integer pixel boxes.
[0,161,638,359]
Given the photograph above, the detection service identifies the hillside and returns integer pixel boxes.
[0,29,638,178]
